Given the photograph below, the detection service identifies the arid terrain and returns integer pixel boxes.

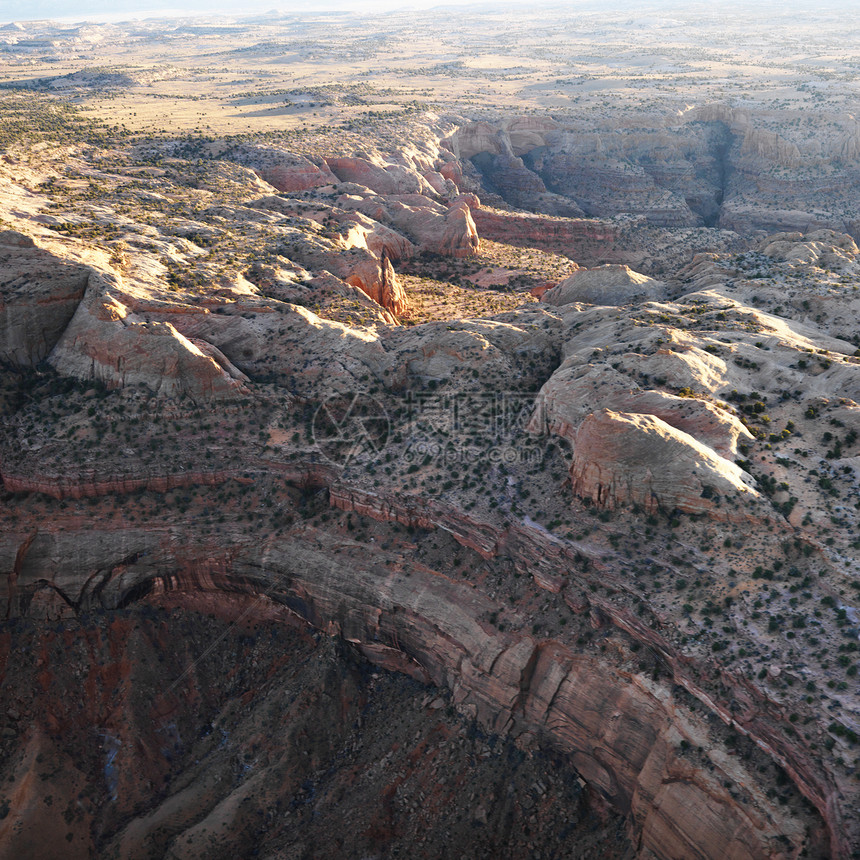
[1,4,859,859]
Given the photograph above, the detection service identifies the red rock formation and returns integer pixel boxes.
[339,211,415,263]
[0,460,336,501]
[0,467,236,499]
[379,251,407,317]
[470,207,621,264]
[87,517,830,859]
[337,253,408,317]
[247,196,412,315]
[303,272,399,325]
[342,194,480,258]
[529,282,556,299]
[326,156,426,196]
[439,160,464,187]
[433,198,480,258]
[4,114,859,860]
[260,158,337,192]
[325,481,843,859]
[50,293,249,400]
[0,463,846,858]
[227,145,338,192]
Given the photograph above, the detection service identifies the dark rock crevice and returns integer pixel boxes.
[461,118,742,230]
[688,120,737,228]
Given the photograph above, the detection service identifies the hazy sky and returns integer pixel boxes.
[0,0,845,26]
[3,0,515,25]
[0,0,719,27]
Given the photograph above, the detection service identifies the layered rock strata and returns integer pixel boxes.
[0,485,837,860]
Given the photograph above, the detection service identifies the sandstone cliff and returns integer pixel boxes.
[444,108,860,241]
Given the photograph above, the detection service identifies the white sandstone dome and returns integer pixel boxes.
[542,264,666,306]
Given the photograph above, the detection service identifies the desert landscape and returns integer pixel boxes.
[0,2,859,858]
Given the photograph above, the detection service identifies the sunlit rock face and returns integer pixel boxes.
[569,408,759,515]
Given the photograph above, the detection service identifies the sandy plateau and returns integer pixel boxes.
[1,3,860,859]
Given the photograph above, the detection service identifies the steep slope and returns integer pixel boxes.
[445,109,860,242]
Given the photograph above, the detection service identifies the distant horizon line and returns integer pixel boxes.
[0,0,838,30]
[7,0,528,29]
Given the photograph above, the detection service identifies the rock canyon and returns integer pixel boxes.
[1,4,860,859]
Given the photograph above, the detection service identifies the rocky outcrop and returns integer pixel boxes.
[0,498,831,860]
[155,296,560,397]
[249,195,416,264]
[326,156,433,197]
[49,281,249,400]
[1,467,234,500]
[719,203,848,236]
[257,533,792,860]
[427,197,480,257]
[228,145,339,193]
[0,231,89,366]
[262,157,337,192]
[0,460,336,503]
[234,152,481,280]
[0,233,250,400]
[531,378,753,460]
[297,248,407,317]
[757,229,859,265]
[568,409,759,514]
[168,300,391,395]
[247,197,413,316]
[444,116,559,161]
[342,250,408,317]
[541,264,666,307]
[470,207,621,263]
[444,120,508,161]
[342,194,480,258]
[310,272,401,325]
